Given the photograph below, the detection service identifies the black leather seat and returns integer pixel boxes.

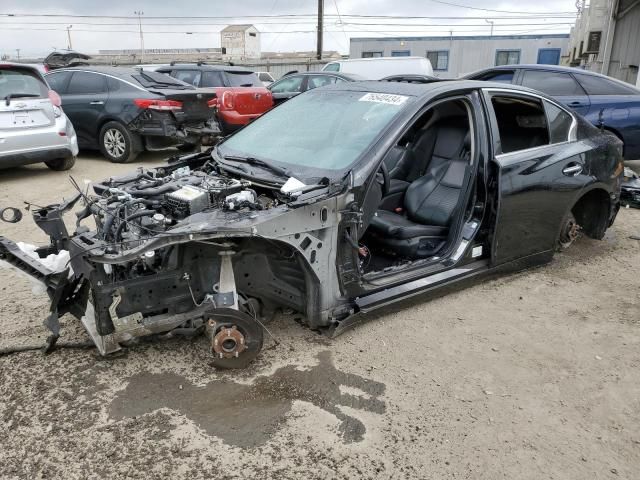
[368,126,470,258]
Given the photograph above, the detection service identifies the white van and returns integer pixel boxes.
[322,57,434,80]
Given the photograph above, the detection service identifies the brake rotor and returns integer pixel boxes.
[204,307,263,369]
[559,213,581,249]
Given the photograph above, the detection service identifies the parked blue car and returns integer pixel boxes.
[464,65,640,159]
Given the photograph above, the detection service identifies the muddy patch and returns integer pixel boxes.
[109,351,385,448]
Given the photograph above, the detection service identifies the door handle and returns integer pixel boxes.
[89,101,104,105]
[562,164,583,176]
[568,101,582,106]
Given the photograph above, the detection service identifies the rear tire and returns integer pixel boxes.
[99,121,143,163]
[45,156,76,171]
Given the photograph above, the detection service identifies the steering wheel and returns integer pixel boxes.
[378,161,391,197]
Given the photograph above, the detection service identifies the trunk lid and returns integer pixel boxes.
[217,87,273,115]
[0,98,55,130]
[149,88,217,123]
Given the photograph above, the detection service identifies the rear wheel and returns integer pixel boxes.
[99,121,143,163]
[45,156,76,171]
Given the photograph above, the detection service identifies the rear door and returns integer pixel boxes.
[519,69,591,115]
[0,66,56,149]
[485,90,589,265]
[60,71,109,146]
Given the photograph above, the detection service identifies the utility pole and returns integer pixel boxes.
[135,10,145,62]
[66,25,73,50]
[316,0,324,60]
[485,19,494,36]
[15,48,20,60]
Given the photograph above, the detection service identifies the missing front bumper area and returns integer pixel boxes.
[0,235,265,368]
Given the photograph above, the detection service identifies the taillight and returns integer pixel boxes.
[134,99,183,111]
[221,91,234,110]
[207,98,218,109]
[43,65,50,73]
[48,90,61,107]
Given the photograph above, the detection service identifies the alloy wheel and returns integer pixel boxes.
[104,128,126,159]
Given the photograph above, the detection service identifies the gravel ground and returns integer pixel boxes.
[1,153,639,479]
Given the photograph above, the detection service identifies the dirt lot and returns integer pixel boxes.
[1,153,639,480]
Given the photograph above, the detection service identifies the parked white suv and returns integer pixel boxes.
[0,63,78,170]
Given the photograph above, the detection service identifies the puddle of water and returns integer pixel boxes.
[109,351,386,448]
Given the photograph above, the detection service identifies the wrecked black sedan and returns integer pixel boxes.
[0,81,624,368]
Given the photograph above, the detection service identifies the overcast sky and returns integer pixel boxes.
[0,0,580,58]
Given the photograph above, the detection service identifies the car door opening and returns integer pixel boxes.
[359,98,479,273]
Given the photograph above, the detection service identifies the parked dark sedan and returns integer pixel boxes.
[0,80,623,367]
[44,67,219,162]
[268,71,364,104]
[464,65,640,159]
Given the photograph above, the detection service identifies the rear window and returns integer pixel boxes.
[201,71,225,87]
[225,71,261,87]
[172,70,201,87]
[0,67,48,99]
[574,73,639,95]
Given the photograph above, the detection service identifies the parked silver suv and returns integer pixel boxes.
[0,63,78,170]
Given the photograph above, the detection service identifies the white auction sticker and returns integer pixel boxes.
[359,93,409,105]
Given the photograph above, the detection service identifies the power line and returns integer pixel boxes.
[426,0,577,15]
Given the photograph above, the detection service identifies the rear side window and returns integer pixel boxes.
[45,71,72,94]
[491,95,550,154]
[225,71,261,87]
[270,76,304,94]
[477,70,515,83]
[324,63,340,72]
[544,101,573,143]
[201,71,225,87]
[172,70,201,87]
[0,67,48,99]
[67,72,108,94]
[307,75,338,89]
[574,73,639,95]
[521,70,584,96]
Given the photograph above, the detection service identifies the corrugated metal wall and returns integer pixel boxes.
[350,35,570,78]
[606,2,640,84]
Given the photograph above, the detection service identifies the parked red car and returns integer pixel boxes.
[154,64,273,134]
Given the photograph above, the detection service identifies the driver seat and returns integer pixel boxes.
[368,131,471,258]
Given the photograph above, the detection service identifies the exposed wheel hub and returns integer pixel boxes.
[204,307,264,369]
[212,325,246,358]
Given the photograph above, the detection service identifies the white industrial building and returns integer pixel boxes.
[566,0,640,86]
[220,24,261,61]
[349,34,570,78]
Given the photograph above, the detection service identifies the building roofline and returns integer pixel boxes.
[350,33,570,43]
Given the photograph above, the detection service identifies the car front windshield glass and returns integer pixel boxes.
[218,90,412,172]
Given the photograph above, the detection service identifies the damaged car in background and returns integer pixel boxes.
[44,66,220,162]
[621,167,640,208]
[0,81,623,368]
